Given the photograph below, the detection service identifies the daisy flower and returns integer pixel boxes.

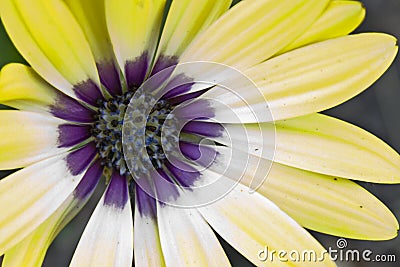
[0,0,399,266]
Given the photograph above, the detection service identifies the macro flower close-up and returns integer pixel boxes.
[0,0,400,266]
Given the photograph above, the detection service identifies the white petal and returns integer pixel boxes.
[157,203,230,267]
[70,173,133,267]
[134,187,165,267]
[2,160,103,267]
[0,154,86,255]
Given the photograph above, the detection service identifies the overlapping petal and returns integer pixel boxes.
[273,114,400,182]
[199,146,399,241]
[181,0,329,69]
[217,113,400,183]
[0,154,87,255]
[2,211,59,267]
[153,0,231,71]
[64,0,114,65]
[65,0,122,95]
[198,180,335,266]
[256,162,399,240]
[196,33,397,123]
[0,63,97,123]
[0,0,102,104]
[157,203,230,267]
[2,160,103,267]
[279,0,365,54]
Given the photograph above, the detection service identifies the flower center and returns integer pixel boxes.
[92,91,179,177]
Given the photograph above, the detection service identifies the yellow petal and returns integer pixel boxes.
[157,204,231,267]
[0,63,96,122]
[65,0,122,94]
[64,0,114,63]
[106,0,166,80]
[256,162,399,240]
[245,33,398,120]
[0,63,56,112]
[1,0,100,101]
[0,111,64,170]
[279,0,365,54]
[181,0,329,70]
[0,154,85,255]
[198,179,335,267]
[2,211,57,267]
[154,0,231,64]
[273,114,400,183]
[185,33,397,123]
[219,113,400,183]
[3,195,74,267]
[0,63,56,105]
[197,146,398,241]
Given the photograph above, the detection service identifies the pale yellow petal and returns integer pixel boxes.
[2,211,57,267]
[64,0,114,63]
[218,113,400,183]
[279,0,365,54]
[186,34,397,123]
[3,160,103,267]
[246,33,398,120]
[181,0,329,70]
[255,162,399,240]
[154,0,231,63]
[106,0,165,80]
[273,114,400,182]
[199,147,398,241]
[0,111,65,170]
[0,63,96,122]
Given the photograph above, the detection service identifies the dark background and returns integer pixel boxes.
[0,0,399,266]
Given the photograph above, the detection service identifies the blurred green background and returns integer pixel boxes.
[0,0,399,266]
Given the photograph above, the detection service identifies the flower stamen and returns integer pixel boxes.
[92,91,179,178]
